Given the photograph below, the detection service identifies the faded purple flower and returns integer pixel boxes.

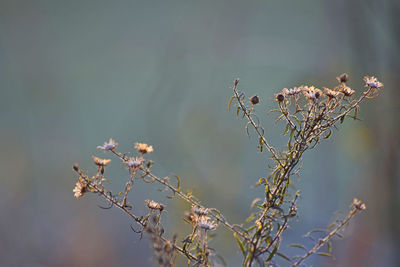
[364,76,384,89]
[198,217,217,231]
[97,138,118,151]
[125,157,142,169]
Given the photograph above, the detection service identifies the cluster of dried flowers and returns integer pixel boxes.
[73,73,382,267]
[275,74,382,104]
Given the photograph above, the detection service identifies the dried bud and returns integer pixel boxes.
[234,78,240,87]
[72,163,79,172]
[250,95,260,105]
[336,73,349,83]
[184,211,196,224]
[314,90,321,99]
[275,93,285,102]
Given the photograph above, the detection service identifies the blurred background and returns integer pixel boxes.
[0,0,399,266]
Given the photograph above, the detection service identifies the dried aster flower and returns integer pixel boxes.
[198,217,217,231]
[135,142,154,154]
[364,76,383,89]
[336,73,349,83]
[324,87,340,99]
[92,156,111,166]
[97,138,118,151]
[146,199,164,211]
[303,86,322,100]
[283,87,302,96]
[73,180,87,198]
[275,93,285,102]
[125,156,143,169]
[352,198,366,211]
[339,85,355,97]
[250,95,260,105]
[193,206,208,216]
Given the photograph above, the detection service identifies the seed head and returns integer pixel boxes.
[275,93,285,102]
[135,142,154,154]
[339,85,355,97]
[303,86,322,100]
[250,95,260,105]
[146,199,164,211]
[92,156,111,167]
[283,87,302,96]
[324,87,340,99]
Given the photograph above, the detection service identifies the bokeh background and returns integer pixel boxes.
[0,0,399,266]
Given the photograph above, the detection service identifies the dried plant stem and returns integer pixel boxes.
[291,204,362,267]
[122,170,136,207]
[139,168,252,243]
[110,149,252,242]
[72,167,199,263]
[232,81,284,167]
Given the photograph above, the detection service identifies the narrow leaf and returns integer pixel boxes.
[228,96,235,112]
[233,233,246,256]
[289,243,307,252]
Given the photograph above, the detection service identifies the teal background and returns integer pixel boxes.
[0,0,399,266]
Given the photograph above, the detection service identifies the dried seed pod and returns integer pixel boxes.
[336,73,349,83]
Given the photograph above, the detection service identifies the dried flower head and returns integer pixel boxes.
[198,217,217,231]
[339,85,355,97]
[283,87,302,96]
[125,157,143,169]
[135,142,154,154]
[146,199,164,211]
[336,73,349,83]
[92,156,111,167]
[250,95,260,105]
[364,76,383,89]
[324,87,340,99]
[352,198,366,210]
[193,206,208,216]
[303,86,322,100]
[275,93,285,102]
[73,180,87,198]
[184,211,197,224]
[97,138,118,151]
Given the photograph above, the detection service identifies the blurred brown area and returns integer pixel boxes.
[0,0,398,266]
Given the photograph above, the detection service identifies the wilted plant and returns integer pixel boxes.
[72,74,383,266]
